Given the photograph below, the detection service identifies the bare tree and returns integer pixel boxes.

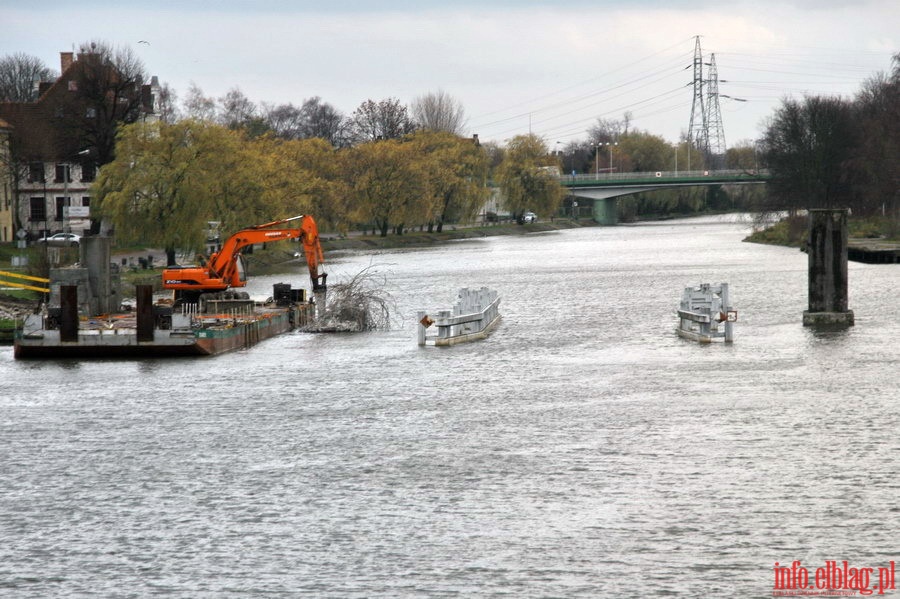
[411,89,467,135]
[61,40,148,164]
[218,87,257,129]
[155,81,179,124]
[761,95,857,213]
[183,82,217,122]
[299,96,346,146]
[261,102,304,139]
[347,98,415,144]
[587,115,628,144]
[0,52,57,102]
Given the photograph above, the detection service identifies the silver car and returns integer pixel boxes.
[37,233,81,247]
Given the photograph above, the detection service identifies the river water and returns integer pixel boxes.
[1,215,898,597]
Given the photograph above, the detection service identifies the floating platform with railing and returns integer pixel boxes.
[676,283,736,343]
[417,288,501,347]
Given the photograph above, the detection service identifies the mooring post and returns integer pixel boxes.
[59,284,78,342]
[722,283,734,343]
[417,311,427,346]
[136,284,154,342]
[803,209,854,327]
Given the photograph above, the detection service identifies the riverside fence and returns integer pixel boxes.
[417,287,501,347]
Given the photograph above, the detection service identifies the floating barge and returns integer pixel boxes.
[14,283,313,359]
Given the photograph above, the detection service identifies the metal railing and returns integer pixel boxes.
[560,168,770,185]
[418,287,501,347]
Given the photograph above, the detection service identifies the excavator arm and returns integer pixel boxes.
[163,214,326,299]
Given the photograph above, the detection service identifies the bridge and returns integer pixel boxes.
[559,169,770,224]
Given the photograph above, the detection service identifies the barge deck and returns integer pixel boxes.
[14,284,313,359]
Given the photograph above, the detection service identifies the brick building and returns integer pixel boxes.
[0,50,161,240]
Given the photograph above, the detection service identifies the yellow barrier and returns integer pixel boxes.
[0,269,50,293]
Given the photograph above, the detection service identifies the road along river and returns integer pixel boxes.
[1,214,898,597]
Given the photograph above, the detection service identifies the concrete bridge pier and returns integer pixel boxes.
[591,197,618,225]
[803,209,854,327]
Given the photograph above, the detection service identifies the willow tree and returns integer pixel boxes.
[408,130,488,232]
[259,136,350,232]
[496,134,566,221]
[343,139,433,236]
[93,120,267,265]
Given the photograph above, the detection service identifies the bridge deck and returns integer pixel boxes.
[560,169,769,188]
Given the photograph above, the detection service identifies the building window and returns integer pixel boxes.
[28,162,45,183]
[55,164,72,183]
[30,197,46,221]
[81,163,96,182]
[55,197,67,221]
[82,196,90,208]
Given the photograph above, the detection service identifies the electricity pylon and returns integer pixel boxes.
[705,53,727,168]
[687,36,708,160]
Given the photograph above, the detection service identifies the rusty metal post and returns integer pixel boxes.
[59,285,78,342]
[136,284,154,342]
[803,209,854,327]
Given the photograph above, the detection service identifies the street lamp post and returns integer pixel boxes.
[63,162,70,235]
[593,142,599,176]
[605,142,618,175]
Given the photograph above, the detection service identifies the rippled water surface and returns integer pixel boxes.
[2,216,898,597]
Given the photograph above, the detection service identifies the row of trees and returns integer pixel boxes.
[759,53,900,218]
[94,121,526,263]
[4,42,896,248]
[181,85,466,147]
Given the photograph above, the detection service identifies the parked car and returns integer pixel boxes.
[522,212,537,223]
[37,232,81,247]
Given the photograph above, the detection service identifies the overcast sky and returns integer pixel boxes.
[3,0,896,147]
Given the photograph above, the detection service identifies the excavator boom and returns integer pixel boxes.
[162,215,326,302]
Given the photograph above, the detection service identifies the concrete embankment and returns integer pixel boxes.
[243,220,596,273]
[319,219,595,252]
[847,239,900,264]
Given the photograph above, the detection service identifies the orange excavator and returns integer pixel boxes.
[162,214,326,306]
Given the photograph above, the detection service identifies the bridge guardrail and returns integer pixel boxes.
[560,169,769,185]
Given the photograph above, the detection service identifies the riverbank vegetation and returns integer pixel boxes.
[4,45,896,260]
[744,214,900,247]
[754,54,898,220]
[741,52,899,247]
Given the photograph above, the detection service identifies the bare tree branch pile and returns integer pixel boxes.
[306,265,396,332]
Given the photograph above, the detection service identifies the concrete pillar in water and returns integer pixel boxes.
[591,198,619,225]
[80,236,116,315]
[803,209,854,327]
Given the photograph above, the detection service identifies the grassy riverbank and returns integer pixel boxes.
[244,218,597,273]
[743,214,900,247]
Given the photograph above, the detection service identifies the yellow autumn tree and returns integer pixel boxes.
[407,130,488,232]
[343,139,433,236]
[496,134,566,221]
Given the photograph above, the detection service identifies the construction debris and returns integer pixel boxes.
[305,265,396,333]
